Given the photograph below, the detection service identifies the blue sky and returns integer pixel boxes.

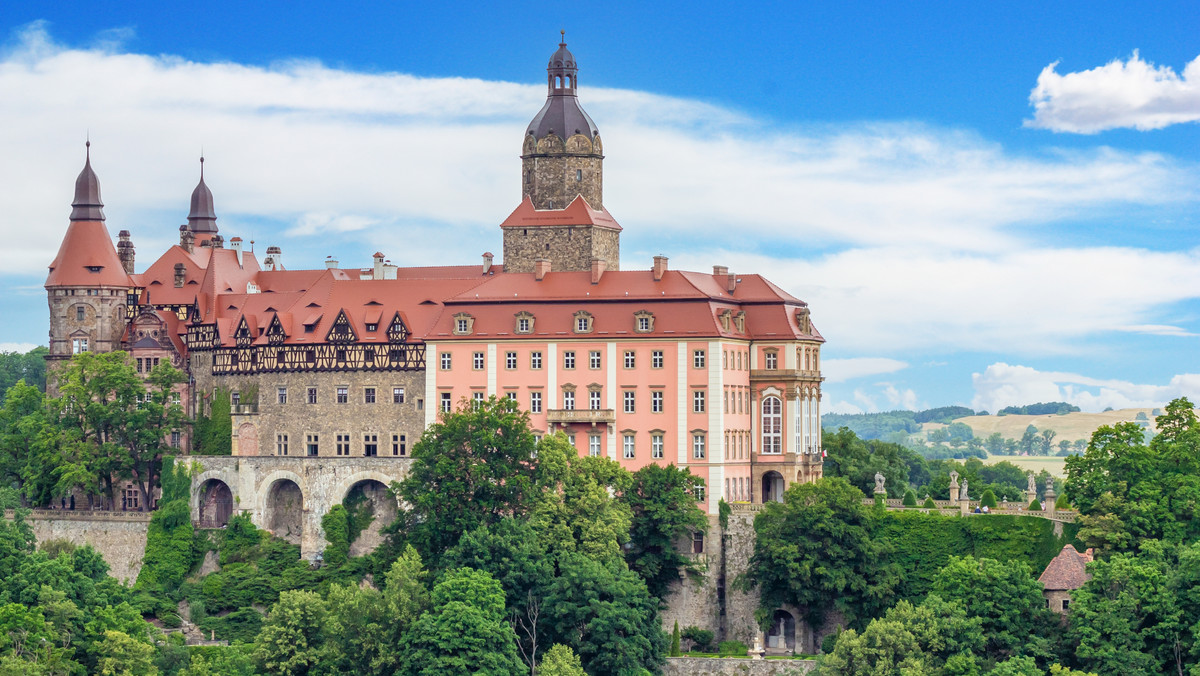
[1,1,1198,413]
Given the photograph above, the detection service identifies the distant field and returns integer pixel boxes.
[981,453,1067,478]
[954,408,1159,443]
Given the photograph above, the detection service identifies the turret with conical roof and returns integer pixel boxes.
[521,33,604,212]
[187,157,218,234]
[45,143,134,378]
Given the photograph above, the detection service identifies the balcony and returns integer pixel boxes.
[749,369,823,383]
[545,408,616,427]
[231,403,259,415]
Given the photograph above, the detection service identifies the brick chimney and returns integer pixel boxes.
[591,258,607,285]
[117,230,135,274]
[179,226,194,254]
[652,255,668,281]
[534,258,551,281]
[173,263,186,288]
[713,265,728,276]
[210,234,224,249]
[727,273,737,293]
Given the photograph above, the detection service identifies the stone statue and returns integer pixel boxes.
[960,479,968,501]
[1027,473,1036,494]
[949,470,959,486]
[874,472,886,494]
[1046,477,1055,493]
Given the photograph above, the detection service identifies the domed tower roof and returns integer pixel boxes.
[187,156,218,234]
[526,33,598,142]
[70,141,105,221]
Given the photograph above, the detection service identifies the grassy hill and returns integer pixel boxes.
[940,407,1160,443]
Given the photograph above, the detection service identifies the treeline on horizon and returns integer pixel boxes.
[824,402,1084,443]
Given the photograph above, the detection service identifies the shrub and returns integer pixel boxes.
[681,626,714,652]
[1055,493,1070,510]
[980,489,997,509]
[923,496,937,509]
[903,489,918,507]
[821,626,843,654]
[670,621,681,657]
[160,611,182,628]
[717,640,748,656]
[1029,499,1042,511]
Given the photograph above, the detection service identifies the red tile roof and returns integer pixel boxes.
[45,220,133,288]
[1039,544,1094,591]
[500,195,622,231]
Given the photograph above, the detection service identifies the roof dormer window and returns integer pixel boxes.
[514,311,535,335]
[453,313,474,336]
[634,310,654,334]
[86,266,102,273]
[573,311,593,334]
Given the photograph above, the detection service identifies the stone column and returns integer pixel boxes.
[1044,479,1057,515]
[948,471,960,505]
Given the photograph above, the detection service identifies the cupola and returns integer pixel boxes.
[187,156,218,234]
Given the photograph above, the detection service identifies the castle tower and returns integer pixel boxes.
[187,157,218,241]
[503,35,620,273]
[45,143,133,376]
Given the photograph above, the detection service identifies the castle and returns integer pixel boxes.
[45,39,825,563]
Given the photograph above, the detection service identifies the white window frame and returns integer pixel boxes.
[623,434,636,459]
[530,391,542,413]
[623,390,636,413]
[694,349,706,368]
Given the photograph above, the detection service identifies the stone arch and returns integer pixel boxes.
[197,478,233,528]
[762,470,785,504]
[191,468,240,523]
[767,609,796,652]
[332,472,401,557]
[259,471,307,545]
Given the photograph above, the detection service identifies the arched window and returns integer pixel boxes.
[762,396,782,454]
[556,76,562,88]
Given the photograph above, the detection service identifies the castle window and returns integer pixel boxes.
[563,391,575,410]
[765,351,778,370]
[473,392,485,408]
[694,350,706,369]
[624,350,636,369]
[72,338,88,354]
[531,351,542,369]
[365,323,378,332]
[440,392,452,413]
[507,392,517,401]
[693,434,706,459]
[563,350,576,369]
[440,353,452,370]
[589,434,601,457]
[762,396,782,454]
[530,391,542,413]
[633,311,654,333]
[624,434,636,459]
[589,351,601,369]
[364,434,378,457]
[277,387,287,405]
[276,434,288,456]
[624,390,636,413]
[171,431,180,448]
[576,169,582,181]
[693,390,706,413]
[337,386,348,404]
[506,351,517,370]
[589,390,601,410]
[515,313,534,334]
[652,350,664,368]
[652,391,663,413]
[392,434,406,456]
[364,387,376,404]
[573,312,593,333]
[307,387,318,404]
[307,434,319,456]
[452,313,474,336]
[456,319,468,333]
[474,352,485,370]
[652,434,664,458]
[75,305,85,321]
[336,433,350,456]
[393,387,405,404]
[692,532,705,554]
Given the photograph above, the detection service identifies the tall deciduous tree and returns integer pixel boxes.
[254,590,328,676]
[621,461,708,599]
[396,396,539,564]
[820,595,983,675]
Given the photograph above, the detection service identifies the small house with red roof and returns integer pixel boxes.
[1039,544,1094,613]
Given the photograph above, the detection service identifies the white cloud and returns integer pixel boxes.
[0,342,38,353]
[883,384,921,410]
[1027,51,1200,133]
[971,362,1200,413]
[822,357,908,383]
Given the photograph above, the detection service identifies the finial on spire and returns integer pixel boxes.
[560,29,566,46]
[200,154,205,179]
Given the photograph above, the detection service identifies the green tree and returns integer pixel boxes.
[322,583,392,676]
[985,432,1006,455]
[1040,429,1057,456]
[822,427,921,498]
[903,489,918,507]
[538,644,586,676]
[254,590,329,676]
[819,595,983,675]
[94,629,158,676]
[193,387,232,455]
[0,347,48,400]
[1020,425,1039,455]
[0,381,58,506]
[745,477,897,628]
[621,460,708,599]
[532,434,632,565]
[396,396,539,564]
[670,621,681,657]
[980,489,997,509]
[400,567,524,676]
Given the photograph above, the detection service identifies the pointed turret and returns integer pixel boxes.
[70,141,105,221]
[47,144,131,288]
[187,156,218,234]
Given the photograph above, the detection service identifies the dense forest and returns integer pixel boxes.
[2,352,1197,674]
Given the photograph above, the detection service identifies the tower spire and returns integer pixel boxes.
[70,140,105,221]
[187,155,218,234]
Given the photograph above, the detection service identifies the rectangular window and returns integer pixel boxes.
[623,434,636,459]
[563,391,575,410]
[652,434,664,458]
[694,350,706,368]
[76,305,86,321]
[623,390,636,413]
[693,390,706,413]
[307,387,318,404]
[693,482,706,502]
[472,391,485,408]
[392,434,406,456]
[765,352,778,369]
[506,351,517,369]
[336,433,351,456]
[531,351,542,369]
[652,391,663,413]
[568,433,577,448]
[364,433,378,457]
[456,318,469,333]
[624,350,636,368]
[652,350,663,368]
[417,398,424,411]
[474,352,485,370]
[72,338,89,354]
[724,390,729,414]
[440,392,452,413]
[692,532,705,554]
[693,434,706,459]
[277,387,287,404]
[393,387,405,404]
[231,392,240,406]
[364,387,376,404]
[563,350,576,369]
[531,391,542,413]
[337,386,348,404]
[277,433,289,456]
[576,317,589,332]
[589,351,601,369]
[506,391,518,401]
[307,434,319,456]
[171,431,181,448]
[518,317,531,333]
[589,435,601,457]
[172,391,181,406]
[637,316,650,332]
[440,352,452,370]
[136,358,144,373]
[589,390,601,410]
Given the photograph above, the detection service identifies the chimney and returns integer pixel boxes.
[482,252,494,275]
[713,265,728,277]
[591,258,607,285]
[264,246,282,271]
[325,257,339,270]
[230,237,244,268]
[372,251,385,279]
[652,255,668,281]
[727,273,737,293]
[117,230,135,274]
[179,226,194,254]
[210,234,224,249]
[534,258,551,281]
[173,263,186,288]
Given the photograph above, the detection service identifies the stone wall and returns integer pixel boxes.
[663,657,815,675]
[501,223,620,274]
[12,509,150,583]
